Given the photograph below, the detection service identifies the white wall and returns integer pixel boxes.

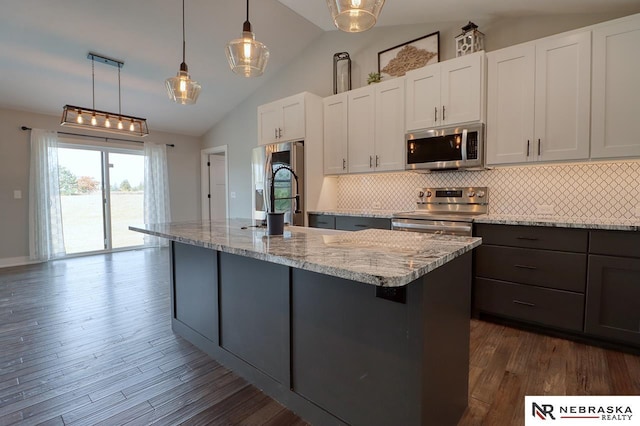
[0,107,201,264]
[202,12,635,219]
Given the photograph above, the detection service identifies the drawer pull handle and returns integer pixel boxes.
[513,300,536,307]
[516,237,538,241]
[354,224,368,228]
[514,264,537,270]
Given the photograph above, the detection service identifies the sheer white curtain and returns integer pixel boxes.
[28,129,66,261]
[143,142,171,247]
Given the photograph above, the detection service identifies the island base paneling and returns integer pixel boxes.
[169,241,472,426]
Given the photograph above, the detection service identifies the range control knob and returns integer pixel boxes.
[476,190,486,198]
[467,191,476,197]
[425,190,432,198]
[418,190,425,198]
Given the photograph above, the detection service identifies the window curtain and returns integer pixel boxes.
[28,129,66,261]
[143,142,171,247]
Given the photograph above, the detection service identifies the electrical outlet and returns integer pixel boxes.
[372,201,381,209]
[230,192,236,199]
[535,204,555,215]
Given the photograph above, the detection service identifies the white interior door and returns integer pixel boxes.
[208,154,227,220]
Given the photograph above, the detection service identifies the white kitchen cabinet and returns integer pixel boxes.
[486,32,591,165]
[323,79,405,175]
[258,92,305,145]
[405,51,484,131]
[591,16,640,159]
[347,86,375,173]
[374,78,405,171]
[323,93,348,175]
[486,45,535,164]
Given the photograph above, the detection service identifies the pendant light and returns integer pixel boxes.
[225,0,269,77]
[327,0,385,33]
[61,53,149,137]
[166,0,201,104]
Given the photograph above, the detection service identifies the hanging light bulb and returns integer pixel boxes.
[129,120,135,132]
[105,115,111,128]
[327,0,385,33]
[117,118,124,130]
[91,113,97,126]
[225,0,269,77]
[76,109,84,124]
[166,0,201,104]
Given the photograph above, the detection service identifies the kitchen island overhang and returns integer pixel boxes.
[130,220,481,426]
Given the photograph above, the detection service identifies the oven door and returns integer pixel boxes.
[391,218,473,236]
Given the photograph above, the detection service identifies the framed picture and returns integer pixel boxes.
[378,31,440,79]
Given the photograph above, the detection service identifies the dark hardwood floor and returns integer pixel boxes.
[0,249,638,425]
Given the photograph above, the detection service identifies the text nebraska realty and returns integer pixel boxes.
[559,405,632,421]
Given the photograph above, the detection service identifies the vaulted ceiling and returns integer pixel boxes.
[1,0,639,137]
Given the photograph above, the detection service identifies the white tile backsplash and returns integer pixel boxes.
[337,160,640,219]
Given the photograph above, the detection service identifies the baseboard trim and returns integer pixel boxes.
[0,256,39,269]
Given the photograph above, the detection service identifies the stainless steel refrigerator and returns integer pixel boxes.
[251,141,305,226]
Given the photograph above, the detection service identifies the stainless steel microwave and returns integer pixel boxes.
[405,123,484,171]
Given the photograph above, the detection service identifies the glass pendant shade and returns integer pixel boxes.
[166,65,201,104]
[226,25,269,77]
[166,0,201,104]
[327,0,385,32]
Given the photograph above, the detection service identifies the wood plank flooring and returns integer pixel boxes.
[1,249,638,425]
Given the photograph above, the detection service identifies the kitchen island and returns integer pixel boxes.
[130,220,481,426]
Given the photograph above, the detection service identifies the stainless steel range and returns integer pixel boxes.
[392,187,488,236]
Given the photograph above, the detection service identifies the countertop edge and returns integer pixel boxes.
[310,210,639,231]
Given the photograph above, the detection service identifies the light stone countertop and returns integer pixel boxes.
[130,219,481,287]
[310,210,639,231]
[474,214,640,231]
[308,209,396,219]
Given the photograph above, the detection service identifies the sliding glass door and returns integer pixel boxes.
[57,144,144,255]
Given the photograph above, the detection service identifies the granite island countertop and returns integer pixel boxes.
[130,219,481,287]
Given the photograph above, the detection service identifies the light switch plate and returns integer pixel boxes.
[13,190,22,199]
[535,204,554,215]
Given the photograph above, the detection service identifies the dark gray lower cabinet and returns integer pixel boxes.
[308,213,391,231]
[172,241,217,341]
[219,252,290,385]
[170,241,473,425]
[308,213,335,229]
[474,225,640,349]
[585,255,640,346]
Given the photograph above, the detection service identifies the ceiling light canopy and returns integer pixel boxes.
[327,0,385,33]
[166,0,201,104]
[225,0,269,77]
[60,53,149,137]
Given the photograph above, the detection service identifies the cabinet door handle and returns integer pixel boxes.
[434,107,438,122]
[279,128,283,139]
[442,105,446,121]
[369,155,373,168]
[375,155,379,167]
[342,158,346,170]
[538,138,541,156]
[526,140,530,157]
[275,128,278,139]
[514,264,537,270]
[516,236,538,241]
[513,300,536,307]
